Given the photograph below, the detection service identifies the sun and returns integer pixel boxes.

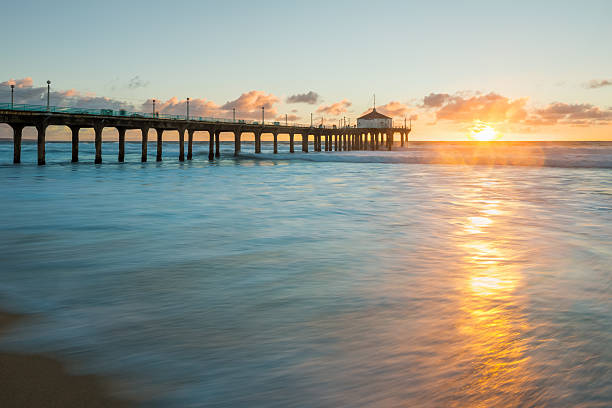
[468,121,502,141]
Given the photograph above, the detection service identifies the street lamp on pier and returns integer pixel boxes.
[46,80,51,111]
[10,84,14,109]
[186,97,190,120]
[233,108,236,122]
[152,99,156,117]
[285,113,288,126]
[261,106,265,124]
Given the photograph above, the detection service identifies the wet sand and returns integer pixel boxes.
[0,311,131,408]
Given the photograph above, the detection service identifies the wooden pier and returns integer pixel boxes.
[0,108,411,164]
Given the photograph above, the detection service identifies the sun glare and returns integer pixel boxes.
[469,121,502,141]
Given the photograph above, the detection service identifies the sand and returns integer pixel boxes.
[0,311,131,407]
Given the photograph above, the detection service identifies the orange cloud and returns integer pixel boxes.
[1,77,33,88]
[316,99,351,116]
[529,102,612,126]
[142,97,220,118]
[221,90,280,118]
[428,92,528,123]
[375,101,414,118]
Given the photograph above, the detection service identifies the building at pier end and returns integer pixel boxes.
[357,108,392,128]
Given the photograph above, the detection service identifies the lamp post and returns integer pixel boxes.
[152,99,156,117]
[186,97,190,120]
[10,84,14,109]
[46,80,51,111]
[285,113,288,126]
[233,107,236,122]
[261,106,264,124]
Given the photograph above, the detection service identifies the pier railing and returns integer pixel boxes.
[0,102,334,128]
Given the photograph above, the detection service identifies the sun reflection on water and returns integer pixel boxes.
[453,178,532,406]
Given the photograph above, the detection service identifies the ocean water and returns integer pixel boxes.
[0,140,611,407]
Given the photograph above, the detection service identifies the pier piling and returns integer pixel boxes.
[94,125,103,164]
[156,129,163,161]
[117,127,126,162]
[70,126,79,162]
[215,130,220,158]
[273,132,278,154]
[290,134,294,153]
[187,129,194,160]
[12,124,23,164]
[141,127,149,162]
[208,131,214,160]
[178,128,185,162]
[234,131,241,156]
[37,124,46,165]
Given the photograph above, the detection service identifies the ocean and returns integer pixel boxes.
[0,140,611,407]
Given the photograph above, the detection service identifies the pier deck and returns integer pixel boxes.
[1,104,411,164]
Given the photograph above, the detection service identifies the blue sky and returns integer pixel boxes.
[2,0,612,139]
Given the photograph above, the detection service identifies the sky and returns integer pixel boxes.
[1,0,612,140]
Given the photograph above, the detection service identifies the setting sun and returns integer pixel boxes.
[469,121,502,141]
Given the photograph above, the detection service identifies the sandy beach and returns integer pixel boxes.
[0,311,130,408]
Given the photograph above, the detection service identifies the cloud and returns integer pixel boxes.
[376,101,412,118]
[423,93,450,108]
[1,77,34,88]
[584,78,612,89]
[426,92,528,124]
[128,75,149,89]
[420,89,612,127]
[220,90,280,119]
[316,99,351,116]
[286,91,319,104]
[530,102,612,126]
[141,97,220,118]
[1,77,135,110]
[275,114,301,123]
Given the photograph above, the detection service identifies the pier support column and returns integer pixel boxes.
[302,134,308,153]
[156,129,163,161]
[141,127,149,162]
[94,125,103,164]
[290,134,294,153]
[401,132,405,147]
[187,129,194,160]
[12,124,23,164]
[255,131,262,153]
[388,132,392,151]
[334,134,338,151]
[234,131,241,156]
[273,132,278,154]
[179,128,185,161]
[215,130,220,158]
[117,127,126,162]
[36,124,46,165]
[208,131,214,160]
[69,126,80,163]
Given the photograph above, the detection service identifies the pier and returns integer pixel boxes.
[0,104,411,164]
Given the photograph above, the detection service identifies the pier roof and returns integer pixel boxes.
[358,108,391,120]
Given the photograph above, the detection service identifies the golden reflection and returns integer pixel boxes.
[452,176,531,406]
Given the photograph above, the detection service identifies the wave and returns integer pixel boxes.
[236,147,612,169]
